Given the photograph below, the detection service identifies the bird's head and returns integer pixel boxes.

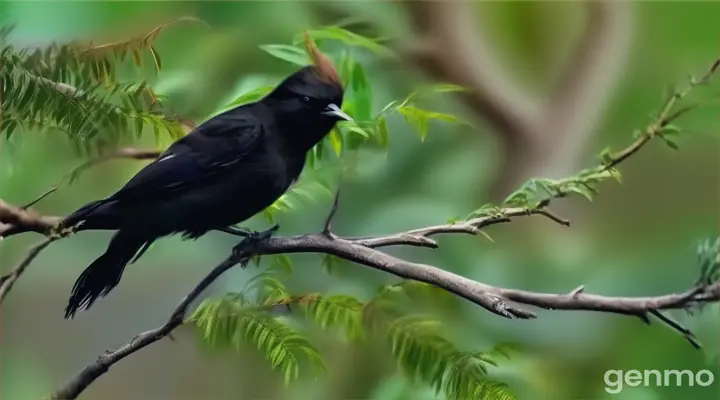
[263,32,351,149]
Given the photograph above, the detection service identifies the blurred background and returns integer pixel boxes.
[1,1,719,399]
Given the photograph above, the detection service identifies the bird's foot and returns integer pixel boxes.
[48,222,79,239]
[232,224,280,265]
[217,225,253,237]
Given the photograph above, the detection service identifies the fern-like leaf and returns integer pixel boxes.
[298,293,364,340]
[386,315,516,400]
[1,34,185,153]
[188,295,326,384]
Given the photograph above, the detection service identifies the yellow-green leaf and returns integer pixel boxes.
[350,62,372,121]
[259,44,310,66]
[149,46,162,71]
[377,117,389,148]
[300,27,393,56]
[132,49,142,66]
[227,86,274,107]
[329,129,342,156]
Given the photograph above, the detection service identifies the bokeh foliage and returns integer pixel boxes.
[1,3,719,400]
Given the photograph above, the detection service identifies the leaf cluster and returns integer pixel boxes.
[0,20,198,153]
[189,264,518,400]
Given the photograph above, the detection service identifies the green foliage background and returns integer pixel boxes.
[1,2,719,400]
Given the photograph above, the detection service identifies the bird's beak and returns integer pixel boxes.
[323,103,353,121]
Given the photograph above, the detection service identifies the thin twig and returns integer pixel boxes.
[648,309,701,349]
[62,147,162,183]
[0,238,54,305]
[606,56,720,170]
[322,186,341,235]
[21,186,59,209]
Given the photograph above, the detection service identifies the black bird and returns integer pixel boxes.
[61,34,351,318]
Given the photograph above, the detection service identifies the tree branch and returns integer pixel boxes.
[352,206,568,249]
[0,198,62,237]
[47,228,720,399]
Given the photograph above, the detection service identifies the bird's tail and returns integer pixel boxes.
[64,230,146,318]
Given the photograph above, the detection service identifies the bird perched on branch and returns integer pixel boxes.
[61,32,351,318]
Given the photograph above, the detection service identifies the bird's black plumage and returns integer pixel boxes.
[62,59,350,318]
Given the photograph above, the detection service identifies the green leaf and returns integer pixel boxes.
[424,111,462,124]
[662,134,680,150]
[299,293,364,339]
[477,230,494,243]
[661,124,681,136]
[377,117,389,148]
[397,106,430,141]
[502,188,530,207]
[405,84,468,104]
[565,184,593,202]
[396,106,462,141]
[598,146,613,165]
[321,254,341,275]
[420,83,467,94]
[134,117,143,137]
[270,254,293,274]
[266,175,334,217]
[148,46,162,71]
[132,49,142,66]
[346,125,370,138]
[329,129,342,156]
[227,85,274,107]
[385,315,516,400]
[258,44,310,66]
[0,42,184,155]
[337,50,353,87]
[315,139,325,160]
[189,297,326,384]
[3,119,18,139]
[301,26,393,56]
[607,167,622,183]
[350,62,372,121]
[379,100,399,116]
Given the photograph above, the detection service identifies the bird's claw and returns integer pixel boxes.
[48,223,79,239]
[232,224,280,262]
[218,225,253,237]
[251,223,279,241]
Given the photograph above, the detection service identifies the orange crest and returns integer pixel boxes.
[304,31,342,87]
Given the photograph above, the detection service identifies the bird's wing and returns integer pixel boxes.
[108,110,264,202]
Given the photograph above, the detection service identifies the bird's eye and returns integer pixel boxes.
[302,96,311,103]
